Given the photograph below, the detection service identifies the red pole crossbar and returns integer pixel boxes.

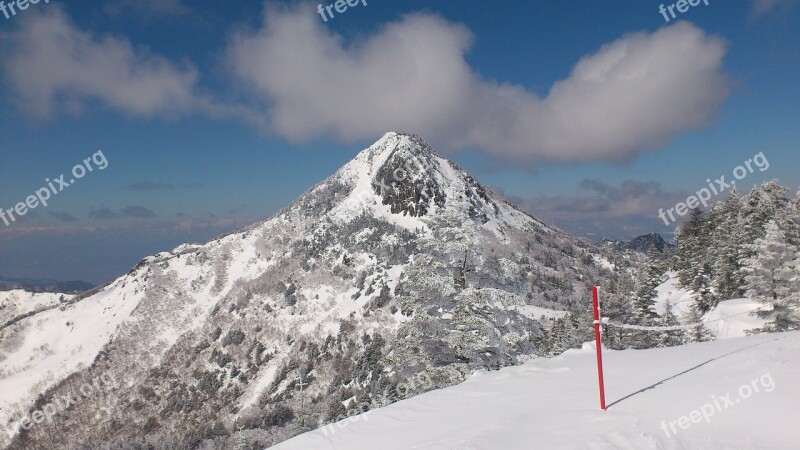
[592,286,607,411]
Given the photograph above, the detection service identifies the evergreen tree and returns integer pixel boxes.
[743,220,800,331]
[628,248,666,349]
[424,208,478,289]
[713,240,744,300]
[738,181,790,253]
[633,246,663,320]
[545,318,567,356]
[711,190,745,299]
[657,301,684,347]
[684,304,713,343]
[692,263,715,313]
[675,208,707,287]
[786,189,800,247]
[600,290,634,350]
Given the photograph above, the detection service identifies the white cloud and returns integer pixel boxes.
[228,6,730,165]
[752,0,799,15]
[2,5,732,166]
[2,7,203,118]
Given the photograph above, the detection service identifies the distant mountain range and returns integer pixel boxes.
[599,232,675,254]
[0,276,94,294]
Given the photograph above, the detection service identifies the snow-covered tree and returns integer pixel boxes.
[657,301,685,347]
[692,263,715,313]
[633,247,664,320]
[711,190,745,300]
[684,304,713,343]
[739,181,790,251]
[675,207,707,287]
[787,189,800,246]
[423,208,478,289]
[743,220,800,331]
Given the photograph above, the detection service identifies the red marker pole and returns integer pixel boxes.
[592,286,607,411]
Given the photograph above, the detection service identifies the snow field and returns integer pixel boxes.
[275,331,800,449]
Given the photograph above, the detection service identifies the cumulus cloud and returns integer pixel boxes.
[228,6,730,165]
[2,5,731,166]
[1,7,204,118]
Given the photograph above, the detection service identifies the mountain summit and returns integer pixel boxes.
[1,133,617,449]
[600,232,674,255]
[292,132,533,230]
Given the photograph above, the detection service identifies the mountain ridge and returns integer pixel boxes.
[599,232,674,254]
[1,132,629,449]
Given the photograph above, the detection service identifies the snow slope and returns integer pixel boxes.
[652,273,769,339]
[0,290,72,325]
[704,299,769,339]
[0,277,144,435]
[654,272,694,319]
[275,331,800,449]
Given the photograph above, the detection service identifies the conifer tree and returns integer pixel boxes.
[634,246,663,321]
[743,220,800,331]
[739,181,789,252]
[711,190,745,299]
[692,263,716,313]
[675,208,706,287]
[786,189,800,246]
[685,304,713,343]
[658,301,684,347]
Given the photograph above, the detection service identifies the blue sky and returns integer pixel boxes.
[0,0,798,284]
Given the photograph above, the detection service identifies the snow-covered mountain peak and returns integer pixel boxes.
[336,132,437,186]
[358,131,433,162]
[313,132,530,233]
[1,132,610,449]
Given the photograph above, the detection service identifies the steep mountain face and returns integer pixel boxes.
[627,233,673,254]
[1,133,619,449]
[600,233,674,255]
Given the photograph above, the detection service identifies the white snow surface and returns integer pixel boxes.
[652,273,769,339]
[0,278,142,431]
[654,272,695,318]
[275,331,800,450]
[594,255,615,271]
[0,290,72,325]
[704,299,769,339]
